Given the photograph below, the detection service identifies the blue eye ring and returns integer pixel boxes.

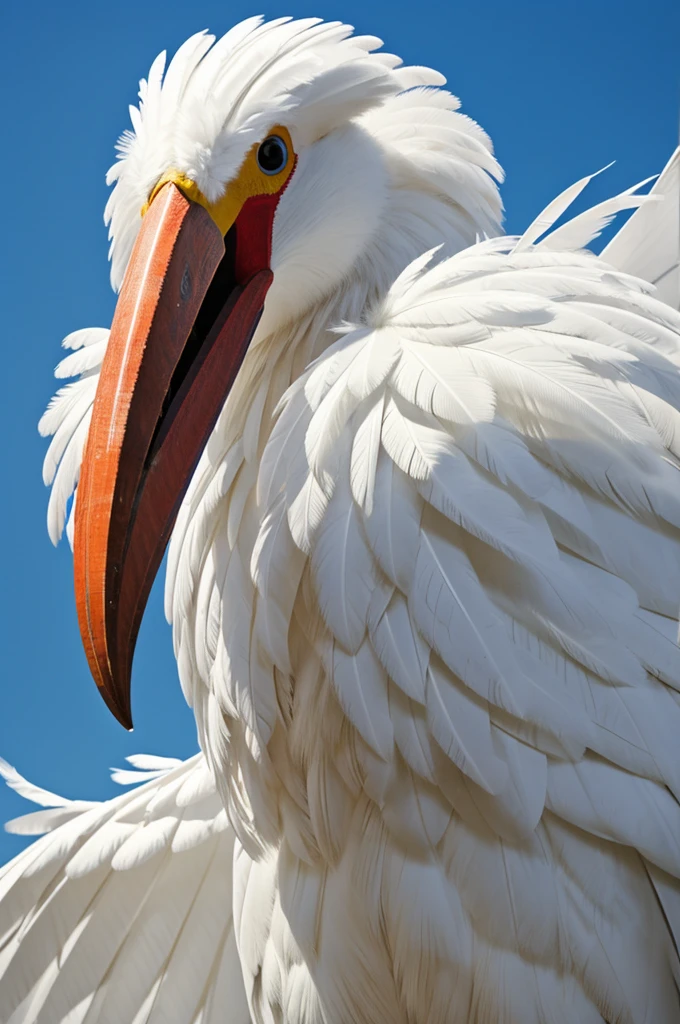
[257,135,288,175]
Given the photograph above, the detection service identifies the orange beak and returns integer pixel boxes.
[74,182,272,728]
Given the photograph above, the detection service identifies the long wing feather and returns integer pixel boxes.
[602,147,680,310]
[0,756,251,1024]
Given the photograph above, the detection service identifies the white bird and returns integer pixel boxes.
[2,16,680,1024]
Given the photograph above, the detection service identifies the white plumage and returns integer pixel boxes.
[3,15,680,1023]
[0,756,250,1023]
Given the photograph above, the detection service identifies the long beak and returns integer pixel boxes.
[74,182,272,728]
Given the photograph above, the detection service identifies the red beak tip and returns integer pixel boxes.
[96,679,134,731]
[111,705,134,732]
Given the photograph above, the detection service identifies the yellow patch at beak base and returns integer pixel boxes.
[141,125,295,237]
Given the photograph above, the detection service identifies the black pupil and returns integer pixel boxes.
[258,137,285,173]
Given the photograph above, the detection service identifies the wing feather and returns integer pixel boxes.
[0,756,251,1024]
[602,147,680,310]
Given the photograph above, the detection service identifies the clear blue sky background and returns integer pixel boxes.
[1,0,678,864]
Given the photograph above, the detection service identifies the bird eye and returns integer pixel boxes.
[257,135,288,175]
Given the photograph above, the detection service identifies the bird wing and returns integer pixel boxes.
[253,182,680,1018]
[602,146,680,309]
[0,754,251,1024]
[29,164,680,1020]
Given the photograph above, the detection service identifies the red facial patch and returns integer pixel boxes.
[234,156,297,284]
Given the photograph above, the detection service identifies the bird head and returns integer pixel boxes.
[63,18,503,727]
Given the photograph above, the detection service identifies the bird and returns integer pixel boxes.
[1,14,680,1024]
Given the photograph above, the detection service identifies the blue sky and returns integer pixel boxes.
[1,0,678,863]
